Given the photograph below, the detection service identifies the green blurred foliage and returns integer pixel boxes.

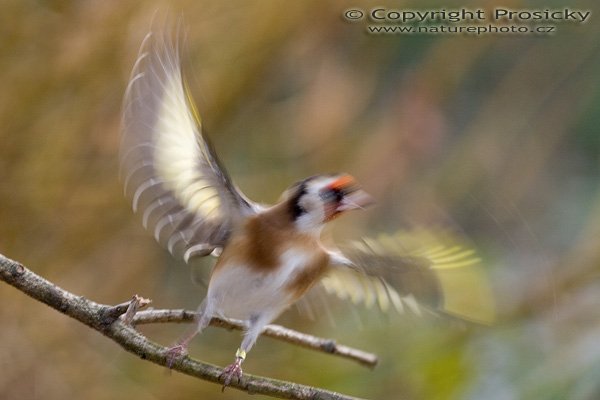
[1,0,599,399]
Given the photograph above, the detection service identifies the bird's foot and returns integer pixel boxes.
[220,358,243,391]
[165,343,188,369]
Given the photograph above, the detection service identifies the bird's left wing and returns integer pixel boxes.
[319,229,495,324]
[121,29,262,262]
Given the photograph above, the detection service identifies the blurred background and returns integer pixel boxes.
[1,0,599,399]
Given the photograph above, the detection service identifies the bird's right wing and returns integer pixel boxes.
[121,29,262,262]
[319,229,495,324]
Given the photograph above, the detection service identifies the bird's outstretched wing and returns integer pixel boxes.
[320,229,495,324]
[121,29,261,262]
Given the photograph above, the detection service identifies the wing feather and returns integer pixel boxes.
[121,27,262,261]
[321,229,495,324]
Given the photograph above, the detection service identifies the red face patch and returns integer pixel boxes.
[329,175,356,191]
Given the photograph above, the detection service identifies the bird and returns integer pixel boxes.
[120,26,494,388]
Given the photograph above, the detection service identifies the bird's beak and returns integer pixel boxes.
[337,189,375,212]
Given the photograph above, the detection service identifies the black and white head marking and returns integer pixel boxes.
[286,175,350,233]
[289,182,308,219]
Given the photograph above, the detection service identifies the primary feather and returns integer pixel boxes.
[321,229,495,324]
[120,30,261,262]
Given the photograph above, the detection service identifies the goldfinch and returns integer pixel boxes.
[120,28,494,387]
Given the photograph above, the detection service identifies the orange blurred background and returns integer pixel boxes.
[1,1,599,399]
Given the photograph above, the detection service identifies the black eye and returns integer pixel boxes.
[320,188,343,203]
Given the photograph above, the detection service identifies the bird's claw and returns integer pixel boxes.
[165,344,188,369]
[220,359,243,391]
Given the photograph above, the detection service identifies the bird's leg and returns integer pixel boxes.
[220,313,270,389]
[220,348,246,390]
[165,330,195,368]
[165,301,212,368]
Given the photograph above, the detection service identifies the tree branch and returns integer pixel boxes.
[0,253,368,400]
[131,310,378,368]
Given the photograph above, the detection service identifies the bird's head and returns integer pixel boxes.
[283,174,374,233]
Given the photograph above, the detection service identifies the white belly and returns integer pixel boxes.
[205,249,310,320]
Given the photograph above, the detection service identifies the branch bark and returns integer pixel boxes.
[0,253,368,400]
[131,309,378,368]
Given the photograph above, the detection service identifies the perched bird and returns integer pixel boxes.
[120,27,494,387]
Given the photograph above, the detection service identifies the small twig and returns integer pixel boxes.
[104,294,152,325]
[0,253,367,400]
[133,309,378,368]
[122,295,152,325]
